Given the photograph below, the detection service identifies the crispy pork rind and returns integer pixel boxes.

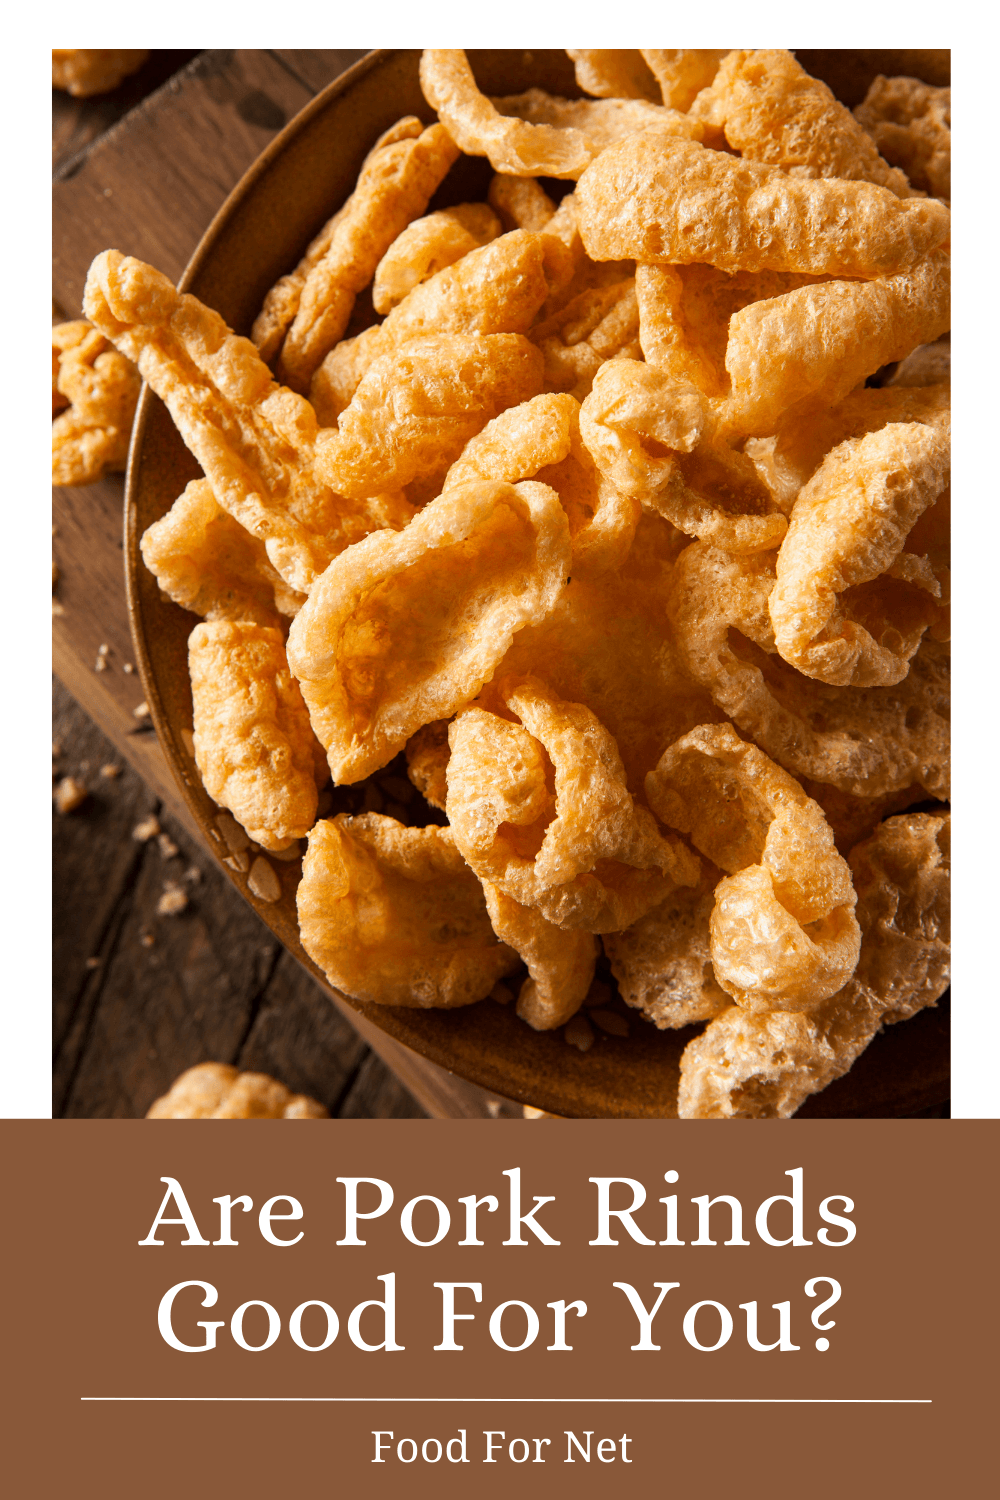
[254,119,459,390]
[854,76,951,201]
[420,50,699,180]
[286,480,571,783]
[146,1062,328,1119]
[372,203,502,314]
[405,720,452,811]
[482,882,598,1030]
[639,50,730,111]
[578,360,787,555]
[52,319,140,486]
[297,814,518,1008]
[647,724,860,1011]
[566,50,660,102]
[603,860,730,1029]
[690,50,914,197]
[311,231,550,419]
[84,251,403,595]
[446,676,699,934]
[189,620,325,852]
[533,277,642,403]
[314,333,544,498]
[575,135,950,276]
[769,423,950,686]
[444,392,638,575]
[488,174,557,232]
[667,542,950,799]
[52,49,148,97]
[141,479,305,625]
[677,812,950,1118]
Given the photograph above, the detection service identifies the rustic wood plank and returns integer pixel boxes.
[270,50,369,94]
[53,52,202,176]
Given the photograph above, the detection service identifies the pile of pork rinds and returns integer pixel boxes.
[82,49,951,1119]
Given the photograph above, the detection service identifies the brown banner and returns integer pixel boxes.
[5,1120,994,1496]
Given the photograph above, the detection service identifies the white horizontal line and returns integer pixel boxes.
[80,1396,931,1405]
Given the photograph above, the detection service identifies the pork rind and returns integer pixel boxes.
[373,203,502,314]
[446,676,699,933]
[691,50,914,198]
[286,480,571,783]
[314,334,544,497]
[854,76,951,200]
[677,812,950,1118]
[533,277,642,403]
[141,479,305,625]
[189,620,325,852]
[578,360,787,555]
[647,724,860,1011]
[311,231,549,419]
[769,423,950,686]
[575,135,950,276]
[420,50,698,180]
[52,49,148,97]
[566,50,660,102]
[639,50,730,111]
[444,392,638,575]
[52,319,140,486]
[488,174,557,232]
[297,814,518,1007]
[146,1062,328,1119]
[84,252,400,595]
[405,720,452,811]
[603,860,730,1029]
[254,119,459,390]
[667,542,950,799]
[482,882,598,1030]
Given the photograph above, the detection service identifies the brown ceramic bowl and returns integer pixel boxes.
[125,48,950,1118]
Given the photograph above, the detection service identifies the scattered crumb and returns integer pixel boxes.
[590,1008,629,1037]
[490,981,513,1005]
[157,883,188,916]
[486,1100,502,1118]
[247,856,281,902]
[215,811,250,854]
[132,701,150,719]
[52,739,63,758]
[97,643,109,656]
[84,956,101,970]
[139,931,155,948]
[564,1014,595,1052]
[52,600,66,616]
[99,763,121,779]
[270,841,301,862]
[94,656,107,672]
[583,979,612,1009]
[223,850,250,874]
[523,1105,547,1119]
[183,865,201,884]
[132,814,161,842]
[54,776,88,814]
[123,662,134,674]
[157,832,179,860]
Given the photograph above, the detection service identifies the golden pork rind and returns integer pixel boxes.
[575,135,950,276]
[603,860,730,1029]
[854,76,951,200]
[690,50,914,197]
[482,882,598,1030]
[286,480,571,783]
[314,334,544,497]
[297,814,518,1008]
[189,620,325,852]
[578,360,787,555]
[52,319,140,486]
[639,50,730,111]
[566,50,660,102]
[146,1062,328,1119]
[52,49,148,97]
[420,51,699,180]
[647,724,860,1012]
[311,231,550,418]
[769,423,950,687]
[444,392,638,575]
[257,119,459,390]
[446,676,699,933]
[141,479,305,625]
[372,203,502,314]
[533,277,642,403]
[84,251,403,595]
[667,542,950,800]
[488,174,557,232]
[677,812,950,1118]
[405,720,452,811]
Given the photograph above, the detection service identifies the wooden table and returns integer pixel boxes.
[52,49,533,1120]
